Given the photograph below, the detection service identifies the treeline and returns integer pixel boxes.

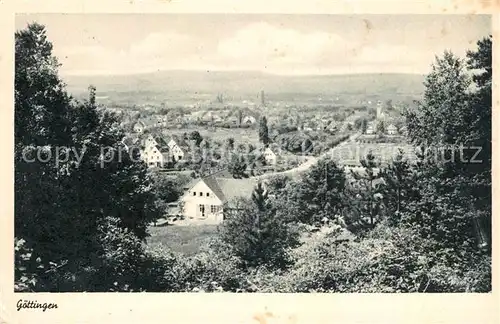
[14,23,491,292]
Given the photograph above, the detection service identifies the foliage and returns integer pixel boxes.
[227,153,248,179]
[14,23,161,291]
[258,116,270,145]
[346,151,384,232]
[276,223,490,293]
[275,158,347,224]
[220,183,300,269]
[189,130,203,147]
[376,120,385,134]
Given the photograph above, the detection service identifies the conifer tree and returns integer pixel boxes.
[221,182,299,269]
[259,116,270,145]
[348,151,384,230]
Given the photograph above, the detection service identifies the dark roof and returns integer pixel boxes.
[122,136,139,147]
[156,145,169,153]
[169,135,190,149]
[154,136,169,147]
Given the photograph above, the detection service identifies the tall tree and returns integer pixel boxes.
[259,116,270,145]
[228,153,247,179]
[189,130,203,147]
[280,158,346,224]
[376,120,385,134]
[405,51,471,146]
[15,23,161,291]
[348,151,383,230]
[221,183,299,269]
[380,149,416,222]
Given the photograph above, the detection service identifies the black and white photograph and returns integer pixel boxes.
[13,13,492,294]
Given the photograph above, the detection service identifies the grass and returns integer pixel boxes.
[147,224,220,256]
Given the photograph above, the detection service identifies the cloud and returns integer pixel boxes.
[56,22,435,76]
[216,22,354,72]
[214,22,436,75]
[57,31,199,75]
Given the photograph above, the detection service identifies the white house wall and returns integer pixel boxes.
[181,180,224,222]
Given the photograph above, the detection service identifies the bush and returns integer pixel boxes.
[264,223,491,293]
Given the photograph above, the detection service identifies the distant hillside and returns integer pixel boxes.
[65,71,424,95]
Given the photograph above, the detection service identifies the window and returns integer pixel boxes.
[211,205,219,213]
[199,192,203,196]
[193,192,196,196]
[206,192,210,197]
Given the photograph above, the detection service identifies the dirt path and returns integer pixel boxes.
[254,132,361,180]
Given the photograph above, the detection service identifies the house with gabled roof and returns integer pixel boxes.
[262,147,278,165]
[242,115,257,125]
[181,176,259,222]
[386,124,398,136]
[141,144,171,168]
[167,135,190,162]
[365,121,376,135]
[133,121,146,133]
[143,134,169,150]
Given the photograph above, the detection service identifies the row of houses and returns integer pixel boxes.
[365,122,407,136]
[124,132,281,169]
[132,112,259,134]
[122,134,190,168]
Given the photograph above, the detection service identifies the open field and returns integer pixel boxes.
[147,224,220,256]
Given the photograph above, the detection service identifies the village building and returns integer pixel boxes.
[365,122,376,135]
[133,121,145,133]
[143,134,169,150]
[167,136,189,162]
[262,147,278,165]
[141,144,171,168]
[181,176,259,222]
[386,124,398,135]
[242,115,257,125]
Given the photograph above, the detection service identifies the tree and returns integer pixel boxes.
[380,149,416,221]
[14,23,162,291]
[236,110,243,126]
[259,116,269,145]
[376,120,385,134]
[347,151,384,230]
[280,158,347,224]
[405,51,471,146]
[403,41,492,250]
[228,153,247,179]
[15,22,71,147]
[220,183,300,269]
[225,137,235,151]
[189,131,203,147]
[361,119,368,134]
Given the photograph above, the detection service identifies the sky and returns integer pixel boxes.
[15,14,491,76]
